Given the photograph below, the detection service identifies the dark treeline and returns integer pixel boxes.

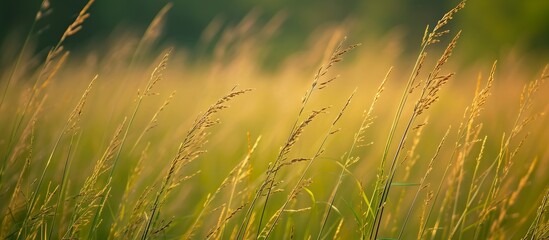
[1,0,548,67]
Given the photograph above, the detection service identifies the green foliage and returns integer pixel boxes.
[0,1,548,240]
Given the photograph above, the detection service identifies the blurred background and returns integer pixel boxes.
[1,0,548,70]
[1,1,548,238]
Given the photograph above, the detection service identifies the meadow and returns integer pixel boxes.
[0,1,548,239]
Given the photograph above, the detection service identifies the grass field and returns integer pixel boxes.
[0,1,548,239]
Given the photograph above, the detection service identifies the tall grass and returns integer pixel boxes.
[0,1,548,239]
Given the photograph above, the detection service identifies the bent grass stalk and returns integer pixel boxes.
[263,90,356,238]
[0,51,68,188]
[368,25,428,240]
[15,75,96,240]
[140,87,251,239]
[317,68,391,239]
[371,28,462,240]
[254,41,358,236]
[421,62,496,239]
[1,0,93,192]
[368,4,466,237]
[256,107,328,238]
[184,136,259,239]
[64,118,125,239]
[237,39,359,239]
[398,127,450,239]
[48,131,81,239]
[87,49,171,239]
[212,135,261,240]
[472,66,547,239]
[419,62,496,237]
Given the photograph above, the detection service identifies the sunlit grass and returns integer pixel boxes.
[0,1,548,239]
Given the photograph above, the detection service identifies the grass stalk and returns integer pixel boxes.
[48,132,81,239]
[398,127,450,239]
[141,87,250,239]
[263,90,356,238]
[318,68,390,239]
[87,50,171,239]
